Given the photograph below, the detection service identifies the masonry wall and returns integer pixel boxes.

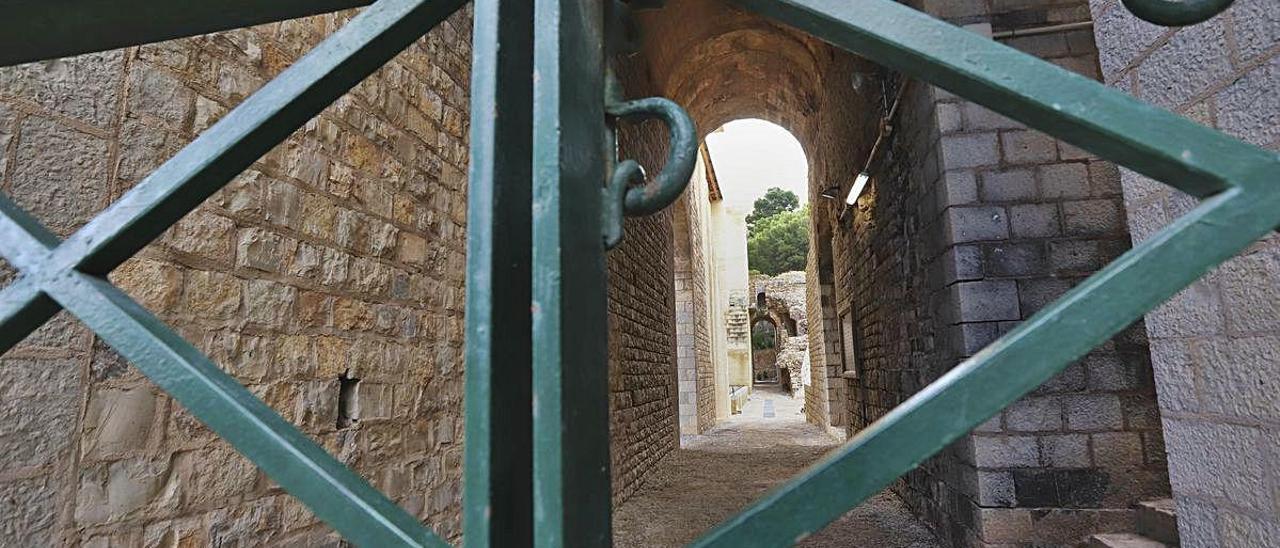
[608,58,682,503]
[1088,1,1280,545]
[671,152,717,438]
[0,9,474,544]
[826,1,1172,545]
[0,7,688,543]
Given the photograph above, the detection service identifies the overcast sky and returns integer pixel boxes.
[704,119,809,212]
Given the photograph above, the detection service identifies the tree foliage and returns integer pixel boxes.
[746,187,799,235]
[747,205,809,275]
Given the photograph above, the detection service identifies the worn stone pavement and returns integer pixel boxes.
[613,385,941,547]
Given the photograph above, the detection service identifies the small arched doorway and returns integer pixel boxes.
[750,317,780,384]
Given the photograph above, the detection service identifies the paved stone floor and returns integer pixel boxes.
[614,385,941,547]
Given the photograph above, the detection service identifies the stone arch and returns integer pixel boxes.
[629,0,883,430]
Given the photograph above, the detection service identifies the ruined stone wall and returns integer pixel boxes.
[751,272,808,397]
[1088,1,1279,545]
[0,8,474,544]
[828,1,1170,545]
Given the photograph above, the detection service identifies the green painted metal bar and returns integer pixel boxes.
[531,0,613,545]
[0,0,466,355]
[0,0,374,67]
[0,193,447,546]
[462,0,534,545]
[0,195,63,351]
[733,0,1274,200]
[692,0,1280,545]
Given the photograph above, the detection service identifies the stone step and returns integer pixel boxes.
[1086,533,1169,548]
[1137,498,1179,545]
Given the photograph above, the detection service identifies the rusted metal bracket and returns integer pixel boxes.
[601,1,697,249]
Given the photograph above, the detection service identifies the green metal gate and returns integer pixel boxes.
[0,0,1273,546]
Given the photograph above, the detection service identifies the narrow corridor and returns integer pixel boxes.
[613,386,940,547]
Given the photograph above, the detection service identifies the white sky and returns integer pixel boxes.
[704,119,809,211]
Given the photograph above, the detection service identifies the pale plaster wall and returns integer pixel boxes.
[710,201,753,391]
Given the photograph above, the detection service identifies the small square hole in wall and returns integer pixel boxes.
[337,371,360,429]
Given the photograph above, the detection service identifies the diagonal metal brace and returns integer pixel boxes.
[0,0,467,356]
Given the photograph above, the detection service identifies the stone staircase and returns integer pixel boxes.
[1086,499,1179,548]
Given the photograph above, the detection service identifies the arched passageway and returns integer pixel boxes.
[617,0,1170,546]
[750,317,779,384]
[614,1,932,545]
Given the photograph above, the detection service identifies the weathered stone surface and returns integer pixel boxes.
[9,115,110,234]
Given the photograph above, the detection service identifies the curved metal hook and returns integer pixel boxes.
[602,91,698,249]
[1120,0,1233,26]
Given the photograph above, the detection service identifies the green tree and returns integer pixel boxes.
[747,206,809,275]
[746,187,799,235]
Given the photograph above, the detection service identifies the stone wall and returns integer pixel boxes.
[672,151,718,438]
[0,6,687,542]
[0,8,474,544]
[608,58,681,503]
[824,1,1171,545]
[1088,1,1280,545]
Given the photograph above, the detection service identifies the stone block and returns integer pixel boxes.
[127,64,196,131]
[1009,203,1060,239]
[1136,19,1232,110]
[978,470,1017,507]
[1001,131,1057,165]
[1048,240,1103,274]
[972,435,1041,468]
[1230,0,1280,63]
[1042,433,1092,468]
[243,279,296,327]
[1092,431,1144,467]
[943,245,984,284]
[953,280,1021,323]
[1062,199,1124,236]
[1005,395,1062,432]
[82,387,157,459]
[940,170,980,207]
[1065,393,1124,431]
[945,206,1010,243]
[975,507,1033,543]
[10,116,110,234]
[1147,275,1223,338]
[984,242,1047,277]
[1197,336,1280,422]
[981,168,1036,202]
[1163,419,1269,512]
[1038,163,1090,200]
[0,477,57,546]
[942,132,1000,169]
[1218,249,1280,335]
[183,270,242,319]
[236,227,291,273]
[0,50,124,128]
[110,258,182,313]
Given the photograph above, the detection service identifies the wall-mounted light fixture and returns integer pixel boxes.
[819,185,842,201]
[846,171,871,205]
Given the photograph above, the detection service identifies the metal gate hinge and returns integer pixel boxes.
[600,1,697,250]
[601,72,697,249]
